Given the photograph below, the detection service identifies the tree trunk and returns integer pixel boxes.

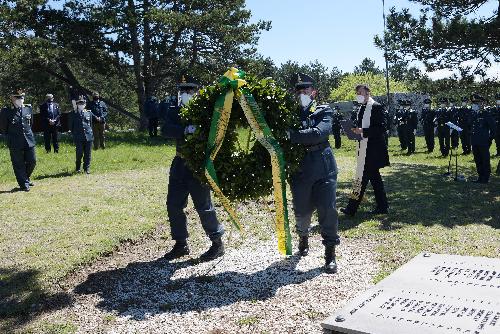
[127,0,148,131]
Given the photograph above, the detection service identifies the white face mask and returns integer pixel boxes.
[471,104,479,111]
[462,102,467,107]
[299,94,312,108]
[77,104,85,111]
[496,100,500,105]
[423,104,430,108]
[13,98,24,108]
[356,94,365,104]
[441,104,446,108]
[180,92,193,106]
[449,103,454,107]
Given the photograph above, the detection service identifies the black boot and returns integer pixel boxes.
[163,240,189,260]
[324,245,338,274]
[298,236,309,256]
[200,237,224,261]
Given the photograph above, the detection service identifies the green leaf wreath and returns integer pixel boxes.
[179,76,305,201]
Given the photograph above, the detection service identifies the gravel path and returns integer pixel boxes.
[40,228,378,334]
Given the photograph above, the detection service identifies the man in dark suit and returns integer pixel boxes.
[340,84,390,216]
[70,96,94,174]
[457,96,472,155]
[39,93,61,153]
[162,75,225,262]
[404,100,418,155]
[331,105,343,149]
[0,89,37,191]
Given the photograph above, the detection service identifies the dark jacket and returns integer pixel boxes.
[39,102,61,128]
[471,109,495,146]
[70,110,94,142]
[421,108,435,128]
[434,108,450,128]
[161,104,185,149]
[357,102,390,169]
[290,104,332,145]
[144,99,159,119]
[0,105,36,149]
[88,100,108,123]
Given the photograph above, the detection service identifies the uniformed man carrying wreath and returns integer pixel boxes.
[0,89,37,191]
[288,73,340,274]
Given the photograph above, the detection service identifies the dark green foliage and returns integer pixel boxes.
[179,75,305,201]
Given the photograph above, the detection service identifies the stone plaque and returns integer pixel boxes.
[322,253,500,334]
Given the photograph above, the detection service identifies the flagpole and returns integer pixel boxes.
[382,0,391,108]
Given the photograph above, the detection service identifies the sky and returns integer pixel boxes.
[245,0,500,79]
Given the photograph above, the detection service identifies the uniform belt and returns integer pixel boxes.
[304,142,330,152]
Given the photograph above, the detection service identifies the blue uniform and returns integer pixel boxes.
[470,108,495,182]
[70,110,93,171]
[162,104,224,242]
[435,107,451,156]
[420,107,435,152]
[289,104,340,247]
[144,98,159,137]
[0,105,37,189]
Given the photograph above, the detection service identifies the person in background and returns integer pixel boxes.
[88,91,108,150]
[70,96,93,174]
[457,96,472,155]
[435,97,451,156]
[420,98,435,153]
[469,93,495,184]
[331,105,343,149]
[39,93,61,153]
[145,96,159,138]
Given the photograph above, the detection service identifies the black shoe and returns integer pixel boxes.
[369,207,389,215]
[324,246,337,274]
[199,237,224,261]
[54,150,59,153]
[340,207,355,217]
[46,150,50,153]
[28,180,34,187]
[85,169,91,174]
[164,240,190,260]
[298,236,309,257]
[21,186,30,192]
[75,169,82,173]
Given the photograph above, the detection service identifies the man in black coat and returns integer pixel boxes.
[404,100,418,155]
[420,98,435,153]
[144,96,159,137]
[394,101,408,151]
[331,105,343,149]
[87,91,108,150]
[39,93,61,153]
[0,89,37,191]
[70,96,94,174]
[340,84,390,217]
[470,93,495,183]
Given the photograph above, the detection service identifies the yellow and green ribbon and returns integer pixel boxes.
[204,68,292,255]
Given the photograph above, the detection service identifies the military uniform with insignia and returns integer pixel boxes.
[420,98,435,152]
[0,89,37,191]
[162,75,225,262]
[331,105,343,149]
[87,92,108,150]
[70,96,93,174]
[490,93,500,156]
[457,96,472,155]
[288,73,339,274]
[470,93,496,183]
[435,97,451,156]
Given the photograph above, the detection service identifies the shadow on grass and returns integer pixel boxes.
[34,171,73,181]
[337,162,500,231]
[0,268,72,332]
[74,255,322,320]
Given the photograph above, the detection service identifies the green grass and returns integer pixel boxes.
[0,132,499,332]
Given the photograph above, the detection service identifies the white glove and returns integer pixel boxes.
[184,125,196,135]
[285,130,291,139]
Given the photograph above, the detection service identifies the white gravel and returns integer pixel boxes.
[42,233,378,334]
